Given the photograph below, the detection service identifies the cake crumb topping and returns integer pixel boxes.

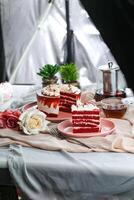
[72,100,99,111]
[60,84,80,94]
[42,84,60,96]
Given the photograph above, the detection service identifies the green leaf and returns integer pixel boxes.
[60,63,79,83]
[37,64,60,79]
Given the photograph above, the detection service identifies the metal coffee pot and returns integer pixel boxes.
[94,62,126,101]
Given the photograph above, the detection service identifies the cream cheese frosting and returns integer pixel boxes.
[41,84,60,97]
[72,101,99,111]
[60,84,80,94]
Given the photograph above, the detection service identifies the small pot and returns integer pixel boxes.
[42,76,58,87]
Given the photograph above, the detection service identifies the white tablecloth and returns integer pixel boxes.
[0,145,134,200]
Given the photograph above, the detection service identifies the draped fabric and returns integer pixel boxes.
[6,144,134,200]
[80,0,134,92]
[0,0,117,87]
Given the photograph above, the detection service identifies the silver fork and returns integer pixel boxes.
[49,125,95,149]
[49,126,64,139]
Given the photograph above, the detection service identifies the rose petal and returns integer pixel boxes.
[6,117,19,129]
[3,110,13,116]
[13,110,21,117]
[0,110,20,129]
[0,117,7,128]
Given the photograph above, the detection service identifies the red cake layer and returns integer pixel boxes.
[60,92,80,112]
[37,93,60,116]
[72,115,100,120]
[37,94,60,108]
[60,105,71,112]
[60,91,80,99]
[72,118,100,124]
[72,119,100,126]
[73,127,100,133]
[72,110,100,114]
[60,101,76,106]
[72,123,99,127]
[60,95,79,102]
[72,103,101,133]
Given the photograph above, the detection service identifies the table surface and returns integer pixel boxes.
[0,84,134,200]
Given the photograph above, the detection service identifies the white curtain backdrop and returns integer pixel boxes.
[0,0,126,89]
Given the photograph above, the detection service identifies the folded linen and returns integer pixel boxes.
[0,121,133,152]
[0,105,134,153]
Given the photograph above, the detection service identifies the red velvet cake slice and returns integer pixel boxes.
[60,84,81,112]
[71,102,101,133]
[37,84,60,117]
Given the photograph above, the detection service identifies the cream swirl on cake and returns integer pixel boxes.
[60,84,80,94]
[72,101,99,111]
[41,84,60,96]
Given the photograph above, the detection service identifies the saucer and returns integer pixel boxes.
[58,118,115,138]
[22,102,72,122]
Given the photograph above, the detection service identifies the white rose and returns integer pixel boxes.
[19,108,49,135]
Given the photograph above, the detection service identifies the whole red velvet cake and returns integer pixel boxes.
[37,84,60,117]
[60,84,81,112]
[71,101,101,133]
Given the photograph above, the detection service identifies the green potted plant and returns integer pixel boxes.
[60,63,80,87]
[37,64,60,87]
